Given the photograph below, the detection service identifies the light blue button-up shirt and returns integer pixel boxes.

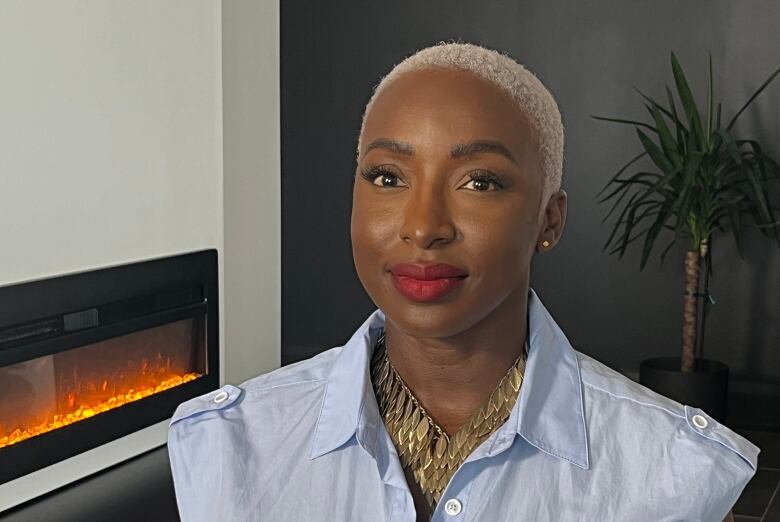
[168,288,759,521]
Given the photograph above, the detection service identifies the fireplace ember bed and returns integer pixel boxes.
[0,250,219,487]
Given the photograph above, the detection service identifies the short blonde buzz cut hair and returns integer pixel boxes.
[357,41,564,205]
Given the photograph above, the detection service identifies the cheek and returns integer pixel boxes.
[461,210,533,279]
[351,198,397,275]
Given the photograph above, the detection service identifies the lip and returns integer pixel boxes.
[389,263,468,302]
[389,263,468,280]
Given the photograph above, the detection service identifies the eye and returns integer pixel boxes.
[359,165,408,188]
[461,171,505,192]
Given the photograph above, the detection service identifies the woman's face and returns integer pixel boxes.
[351,67,561,339]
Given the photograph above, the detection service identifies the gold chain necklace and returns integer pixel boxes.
[370,333,528,507]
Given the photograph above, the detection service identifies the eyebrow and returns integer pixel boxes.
[365,138,414,156]
[365,138,518,166]
[452,140,520,166]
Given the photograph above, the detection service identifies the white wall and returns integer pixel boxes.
[0,0,281,509]
[0,1,223,287]
[223,0,281,383]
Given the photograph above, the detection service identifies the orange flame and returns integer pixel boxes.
[0,372,202,449]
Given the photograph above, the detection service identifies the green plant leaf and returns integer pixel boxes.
[595,151,648,198]
[637,128,675,174]
[727,202,746,259]
[687,112,705,154]
[627,156,687,210]
[600,173,668,226]
[715,103,722,130]
[665,84,688,149]
[727,63,780,130]
[634,87,677,121]
[599,171,665,204]
[608,225,653,255]
[659,237,677,265]
[672,153,705,233]
[716,129,744,167]
[608,203,667,255]
[603,191,646,251]
[739,140,780,177]
[591,115,659,133]
[594,53,780,268]
[743,161,774,224]
[707,53,714,144]
[640,202,673,269]
[671,52,705,151]
[617,199,669,258]
[665,85,679,121]
[616,200,665,229]
[646,103,683,169]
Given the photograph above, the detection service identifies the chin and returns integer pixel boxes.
[379,299,484,340]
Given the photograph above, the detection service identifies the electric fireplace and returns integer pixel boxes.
[0,250,219,501]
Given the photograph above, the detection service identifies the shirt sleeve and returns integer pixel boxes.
[167,385,247,522]
[677,405,760,522]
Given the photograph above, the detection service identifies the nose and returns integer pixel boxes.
[399,183,457,249]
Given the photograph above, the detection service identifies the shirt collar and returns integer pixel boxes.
[308,304,383,460]
[309,287,590,470]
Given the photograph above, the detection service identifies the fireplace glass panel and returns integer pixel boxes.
[0,316,206,450]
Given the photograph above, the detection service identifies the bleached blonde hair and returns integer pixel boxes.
[357,41,564,204]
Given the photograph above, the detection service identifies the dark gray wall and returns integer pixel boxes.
[281,0,780,390]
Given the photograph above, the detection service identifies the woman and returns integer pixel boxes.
[168,42,756,521]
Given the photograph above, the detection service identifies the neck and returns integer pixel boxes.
[383,284,530,436]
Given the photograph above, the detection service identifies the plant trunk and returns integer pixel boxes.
[681,249,701,373]
[695,237,711,361]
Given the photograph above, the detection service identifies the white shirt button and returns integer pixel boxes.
[692,414,708,429]
[444,498,462,516]
[213,391,229,404]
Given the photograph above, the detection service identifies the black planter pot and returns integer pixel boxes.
[638,357,729,422]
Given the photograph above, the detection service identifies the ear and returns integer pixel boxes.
[536,189,567,252]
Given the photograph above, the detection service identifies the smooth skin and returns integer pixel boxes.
[352,67,563,434]
[350,67,733,522]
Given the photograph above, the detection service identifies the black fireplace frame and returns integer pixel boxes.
[0,249,219,484]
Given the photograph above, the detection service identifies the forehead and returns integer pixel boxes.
[361,67,536,160]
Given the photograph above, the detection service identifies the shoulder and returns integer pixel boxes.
[166,346,342,515]
[576,349,686,417]
[164,346,343,520]
[576,348,758,467]
[574,349,759,517]
[168,345,342,428]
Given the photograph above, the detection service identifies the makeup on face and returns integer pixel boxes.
[388,263,469,303]
[351,67,546,335]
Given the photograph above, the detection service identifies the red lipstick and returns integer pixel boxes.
[389,263,468,302]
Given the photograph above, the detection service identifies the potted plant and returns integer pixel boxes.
[593,52,780,421]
